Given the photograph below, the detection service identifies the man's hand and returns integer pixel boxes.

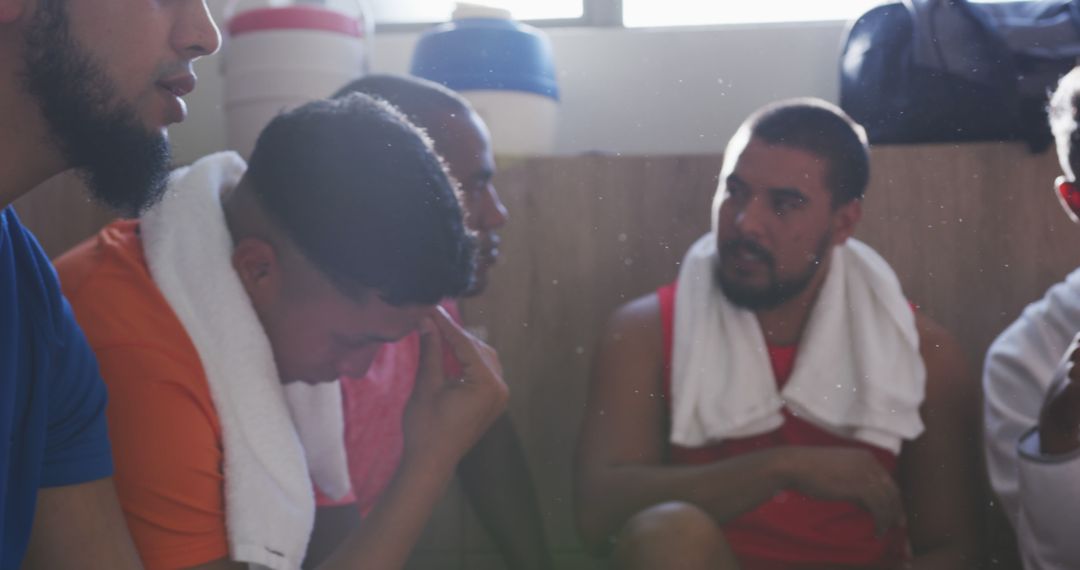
[782,446,905,535]
[317,307,508,570]
[1039,332,1080,455]
[403,306,509,465]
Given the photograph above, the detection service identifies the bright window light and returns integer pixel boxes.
[623,0,1020,28]
[367,0,583,24]
[624,0,887,27]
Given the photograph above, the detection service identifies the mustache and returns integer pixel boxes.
[720,238,775,266]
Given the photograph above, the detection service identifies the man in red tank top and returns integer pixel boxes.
[574,100,980,569]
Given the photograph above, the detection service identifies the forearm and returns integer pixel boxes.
[576,448,790,549]
[319,453,456,570]
[23,478,144,570]
[458,414,552,570]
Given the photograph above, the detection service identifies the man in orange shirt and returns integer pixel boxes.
[56,94,508,570]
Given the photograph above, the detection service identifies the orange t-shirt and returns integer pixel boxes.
[54,220,228,569]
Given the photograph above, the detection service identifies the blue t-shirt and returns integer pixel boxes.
[0,207,112,568]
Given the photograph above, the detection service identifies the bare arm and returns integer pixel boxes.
[574,294,908,553]
[458,413,552,570]
[22,478,143,569]
[573,295,794,552]
[900,314,981,569]
[317,308,506,569]
[257,455,485,570]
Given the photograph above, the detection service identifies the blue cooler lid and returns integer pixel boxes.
[410,18,559,101]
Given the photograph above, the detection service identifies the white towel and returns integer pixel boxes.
[284,381,352,502]
[141,151,349,570]
[670,233,926,454]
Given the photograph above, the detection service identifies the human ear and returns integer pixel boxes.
[231,238,281,303]
[831,198,862,245]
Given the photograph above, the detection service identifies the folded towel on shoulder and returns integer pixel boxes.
[670,233,926,454]
[141,151,350,570]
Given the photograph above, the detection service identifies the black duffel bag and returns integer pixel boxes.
[840,0,1080,151]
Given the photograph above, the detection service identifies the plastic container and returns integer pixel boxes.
[410,4,559,156]
[223,0,369,158]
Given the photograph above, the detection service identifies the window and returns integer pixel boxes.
[368,0,584,25]
[370,0,1023,30]
[622,0,882,28]
[622,0,1022,28]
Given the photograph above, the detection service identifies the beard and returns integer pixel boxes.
[713,231,832,311]
[20,0,171,217]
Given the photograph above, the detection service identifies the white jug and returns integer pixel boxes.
[222,0,371,158]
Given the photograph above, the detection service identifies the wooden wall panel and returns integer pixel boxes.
[14,143,1069,568]
[858,143,1068,373]
[457,155,720,570]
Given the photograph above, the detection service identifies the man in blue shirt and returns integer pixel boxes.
[0,0,220,567]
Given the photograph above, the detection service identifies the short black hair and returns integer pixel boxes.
[333,74,473,133]
[246,93,474,305]
[1048,67,1080,176]
[742,99,870,206]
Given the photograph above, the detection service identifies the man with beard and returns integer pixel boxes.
[574,100,980,569]
[55,94,508,570]
[304,75,552,570]
[0,0,219,567]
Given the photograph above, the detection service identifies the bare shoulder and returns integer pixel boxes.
[604,292,664,346]
[898,315,982,561]
[584,292,669,428]
[579,292,669,469]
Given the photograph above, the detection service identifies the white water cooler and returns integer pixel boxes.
[222,0,369,158]
[410,4,560,156]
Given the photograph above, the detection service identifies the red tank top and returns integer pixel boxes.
[657,283,910,569]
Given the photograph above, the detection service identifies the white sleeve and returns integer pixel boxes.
[984,268,1080,569]
[1015,429,1080,570]
[983,313,1066,526]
